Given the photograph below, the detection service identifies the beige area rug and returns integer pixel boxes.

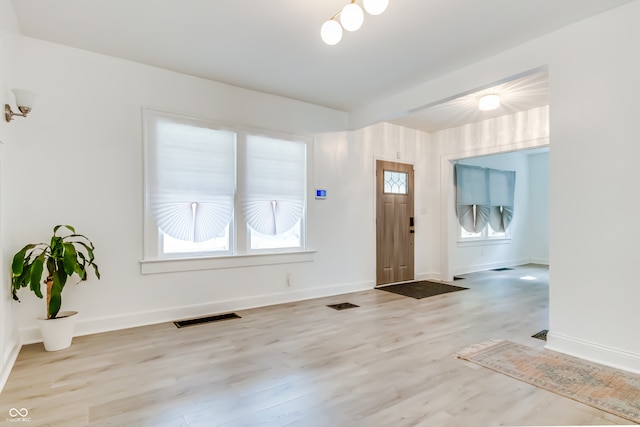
[455,339,640,424]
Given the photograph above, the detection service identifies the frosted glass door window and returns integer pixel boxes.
[383,170,408,194]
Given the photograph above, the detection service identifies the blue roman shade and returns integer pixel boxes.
[455,164,515,233]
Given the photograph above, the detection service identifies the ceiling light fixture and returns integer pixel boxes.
[478,94,501,111]
[5,89,37,122]
[320,19,343,46]
[340,3,364,32]
[321,0,389,46]
[363,0,389,15]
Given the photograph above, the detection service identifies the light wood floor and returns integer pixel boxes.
[0,264,634,426]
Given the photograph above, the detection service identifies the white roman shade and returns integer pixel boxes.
[455,164,515,233]
[146,111,236,242]
[241,135,306,235]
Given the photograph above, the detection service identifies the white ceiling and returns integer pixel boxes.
[391,68,550,132]
[10,0,634,130]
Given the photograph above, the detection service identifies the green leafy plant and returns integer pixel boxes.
[11,225,100,319]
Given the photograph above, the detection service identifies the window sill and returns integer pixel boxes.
[457,238,511,247]
[140,250,316,275]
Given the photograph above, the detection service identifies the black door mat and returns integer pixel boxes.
[490,267,513,271]
[532,329,548,341]
[378,281,468,299]
[327,302,359,310]
[174,312,241,328]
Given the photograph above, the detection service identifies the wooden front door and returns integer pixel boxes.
[376,160,415,286]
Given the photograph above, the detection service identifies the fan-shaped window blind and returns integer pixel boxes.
[455,164,515,233]
[147,112,236,243]
[488,169,515,232]
[241,135,306,236]
[455,165,490,233]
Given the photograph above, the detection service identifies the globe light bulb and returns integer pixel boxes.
[363,0,389,15]
[340,3,364,32]
[321,19,343,45]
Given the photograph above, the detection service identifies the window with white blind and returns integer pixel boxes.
[143,109,309,262]
[241,134,306,251]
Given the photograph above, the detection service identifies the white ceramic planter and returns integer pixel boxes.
[37,311,79,351]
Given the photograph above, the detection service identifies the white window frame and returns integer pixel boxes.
[458,223,511,243]
[141,108,315,274]
[457,203,511,243]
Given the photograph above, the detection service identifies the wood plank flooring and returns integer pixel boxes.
[0,264,634,426]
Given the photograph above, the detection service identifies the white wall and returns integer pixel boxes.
[313,123,430,286]
[3,35,432,349]
[545,2,640,371]
[0,0,21,393]
[356,1,640,372]
[0,0,19,34]
[528,152,549,264]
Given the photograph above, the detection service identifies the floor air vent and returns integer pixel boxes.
[327,302,359,311]
[490,267,514,271]
[532,329,548,341]
[174,313,241,328]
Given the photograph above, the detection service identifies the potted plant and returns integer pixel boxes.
[11,225,100,351]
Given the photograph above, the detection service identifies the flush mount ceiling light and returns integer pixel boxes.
[321,0,390,46]
[478,94,501,111]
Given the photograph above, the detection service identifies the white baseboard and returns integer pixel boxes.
[546,331,640,375]
[0,339,21,394]
[19,280,374,345]
[453,258,530,276]
[529,257,549,265]
[415,272,441,281]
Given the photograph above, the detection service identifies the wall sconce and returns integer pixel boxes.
[5,89,37,122]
